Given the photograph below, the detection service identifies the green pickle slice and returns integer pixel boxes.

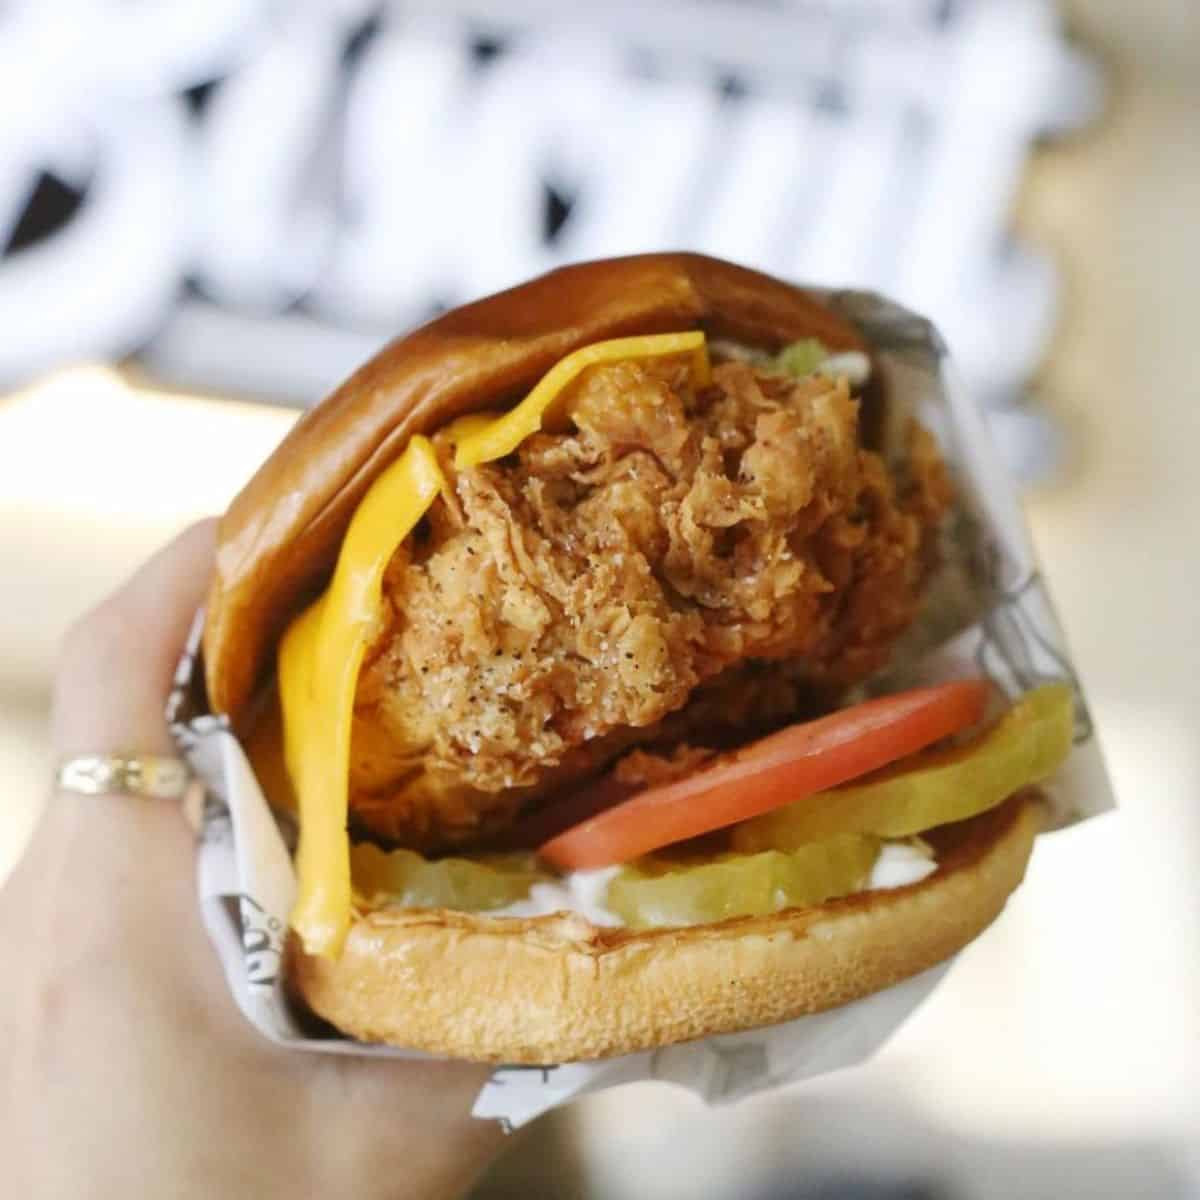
[351,844,549,912]
[773,338,829,378]
[607,833,880,930]
[732,683,1074,852]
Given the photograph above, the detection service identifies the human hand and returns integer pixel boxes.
[0,521,503,1199]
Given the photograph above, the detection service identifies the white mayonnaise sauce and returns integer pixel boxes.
[490,867,624,927]
[816,351,872,387]
[866,840,937,890]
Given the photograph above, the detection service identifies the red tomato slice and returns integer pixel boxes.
[538,680,991,870]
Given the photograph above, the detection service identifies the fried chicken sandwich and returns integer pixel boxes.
[204,254,1073,1063]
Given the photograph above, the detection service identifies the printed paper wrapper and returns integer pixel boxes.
[167,291,1113,1131]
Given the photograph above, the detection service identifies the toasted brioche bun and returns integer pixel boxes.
[203,253,867,726]
[289,793,1042,1063]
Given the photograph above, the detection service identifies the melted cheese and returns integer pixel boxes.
[453,331,711,468]
[279,436,445,957]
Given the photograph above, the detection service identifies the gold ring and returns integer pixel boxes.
[55,754,193,801]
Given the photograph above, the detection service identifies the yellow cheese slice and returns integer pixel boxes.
[279,435,445,957]
[441,411,499,444]
[453,331,710,468]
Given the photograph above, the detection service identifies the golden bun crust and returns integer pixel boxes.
[289,794,1042,1064]
[204,253,867,724]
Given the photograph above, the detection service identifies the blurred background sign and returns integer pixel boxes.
[0,0,1099,480]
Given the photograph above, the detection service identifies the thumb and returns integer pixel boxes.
[53,520,217,758]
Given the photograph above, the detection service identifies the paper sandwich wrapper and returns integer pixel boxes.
[167,291,1113,1131]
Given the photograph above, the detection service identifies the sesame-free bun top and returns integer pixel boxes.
[203,253,867,724]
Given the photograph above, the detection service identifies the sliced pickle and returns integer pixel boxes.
[732,683,1074,852]
[607,833,880,930]
[772,338,829,378]
[351,844,549,912]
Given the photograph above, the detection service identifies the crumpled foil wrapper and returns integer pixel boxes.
[167,291,1113,1131]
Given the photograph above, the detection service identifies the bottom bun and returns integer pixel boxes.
[289,793,1043,1064]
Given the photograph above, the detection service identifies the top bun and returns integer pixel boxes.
[204,253,867,725]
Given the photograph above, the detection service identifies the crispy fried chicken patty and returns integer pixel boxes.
[349,355,951,849]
